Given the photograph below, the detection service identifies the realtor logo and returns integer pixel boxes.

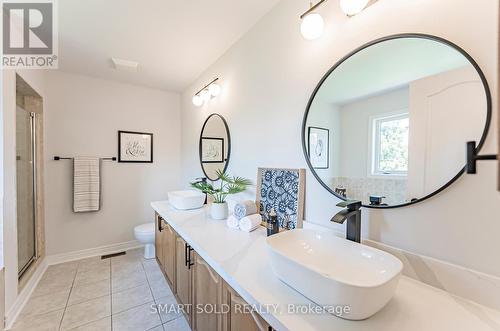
[2,0,58,68]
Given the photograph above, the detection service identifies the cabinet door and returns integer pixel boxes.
[162,221,176,289]
[192,252,222,331]
[223,282,271,331]
[175,235,192,322]
[155,214,164,267]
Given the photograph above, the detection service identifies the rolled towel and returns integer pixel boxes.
[239,214,262,232]
[234,200,258,220]
[226,215,239,230]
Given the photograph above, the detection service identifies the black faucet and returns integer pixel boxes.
[193,177,208,204]
[331,200,362,243]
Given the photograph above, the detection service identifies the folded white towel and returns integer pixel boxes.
[239,214,262,232]
[226,215,239,230]
[73,157,100,213]
[234,200,258,220]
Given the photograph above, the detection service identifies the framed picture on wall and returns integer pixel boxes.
[308,127,329,169]
[201,137,224,163]
[118,131,153,163]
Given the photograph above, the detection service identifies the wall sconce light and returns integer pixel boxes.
[300,1,326,40]
[299,0,373,39]
[192,78,221,107]
[340,0,370,16]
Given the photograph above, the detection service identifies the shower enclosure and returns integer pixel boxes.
[16,75,43,279]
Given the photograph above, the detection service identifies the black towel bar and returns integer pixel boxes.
[53,156,117,161]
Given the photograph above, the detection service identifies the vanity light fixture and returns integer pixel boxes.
[192,78,221,107]
[300,1,326,40]
[299,0,372,40]
[340,0,371,16]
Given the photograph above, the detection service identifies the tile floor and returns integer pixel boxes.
[11,249,191,331]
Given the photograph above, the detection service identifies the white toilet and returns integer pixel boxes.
[134,223,155,259]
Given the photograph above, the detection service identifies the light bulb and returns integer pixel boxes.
[200,89,210,102]
[192,95,203,107]
[300,13,324,40]
[208,83,221,97]
[340,0,370,16]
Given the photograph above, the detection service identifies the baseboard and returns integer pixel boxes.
[5,258,48,330]
[5,241,144,330]
[45,240,143,266]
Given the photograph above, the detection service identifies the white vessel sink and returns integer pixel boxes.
[168,190,205,210]
[266,229,403,320]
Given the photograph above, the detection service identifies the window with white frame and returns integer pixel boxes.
[370,111,409,176]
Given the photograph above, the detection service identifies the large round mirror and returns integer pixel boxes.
[199,113,231,181]
[303,34,491,208]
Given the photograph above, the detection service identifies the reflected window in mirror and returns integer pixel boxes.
[370,111,409,177]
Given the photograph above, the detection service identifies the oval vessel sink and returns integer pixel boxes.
[266,229,403,320]
[168,190,205,210]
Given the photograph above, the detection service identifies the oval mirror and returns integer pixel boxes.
[302,34,491,208]
[199,113,231,181]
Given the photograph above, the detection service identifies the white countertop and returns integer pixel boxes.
[151,201,500,331]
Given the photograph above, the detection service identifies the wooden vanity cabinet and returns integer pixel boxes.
[222,282,272,331]
[192,251,223,331]
[175,235,193,324]
[155,213,164,268]
[161,220,176,288]
[156,214,273,330]
[155,214,176,288]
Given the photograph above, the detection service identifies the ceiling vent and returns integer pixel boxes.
[111,58,139,72]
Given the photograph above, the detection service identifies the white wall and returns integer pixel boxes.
[180,0,500,277]
[339,87,408,178]
[44,71,181,255]
[306,100,341,180]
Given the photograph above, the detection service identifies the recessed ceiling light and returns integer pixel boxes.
[111,58,139,72]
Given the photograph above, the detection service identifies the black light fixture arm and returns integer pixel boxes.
[466,141,498,174]
[195,78,219,96]
[300,0,327,19]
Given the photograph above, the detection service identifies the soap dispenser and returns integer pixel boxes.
[267,209,279,236]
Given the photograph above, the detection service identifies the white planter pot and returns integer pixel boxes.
[211,202,228,220]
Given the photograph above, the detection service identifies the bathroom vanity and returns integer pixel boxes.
[152,201,500,331]
[154,205,271,331]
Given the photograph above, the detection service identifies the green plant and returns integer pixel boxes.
[191,169,252,203]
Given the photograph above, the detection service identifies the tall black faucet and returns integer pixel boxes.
[194,177,208,204]
[331,200,362,243]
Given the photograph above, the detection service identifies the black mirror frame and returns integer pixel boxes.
[199,113,231,181]
[301,33,492,209]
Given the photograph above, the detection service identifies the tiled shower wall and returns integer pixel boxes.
[331,177,407,205]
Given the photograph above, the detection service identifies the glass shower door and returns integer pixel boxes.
[16,106,37,277]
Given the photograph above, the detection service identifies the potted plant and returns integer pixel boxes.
[191,170,252,220]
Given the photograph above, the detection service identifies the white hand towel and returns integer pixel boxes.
[73,157,101,213]
[226,215,239,230]
[239,214,262,232]
[234,200,258,220]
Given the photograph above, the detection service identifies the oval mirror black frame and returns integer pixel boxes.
[301,33,492,209]
[199,113,231,181]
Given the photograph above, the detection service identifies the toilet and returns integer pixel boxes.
[134,223,155,259]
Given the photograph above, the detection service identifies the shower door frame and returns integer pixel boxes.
[17,110,38,279]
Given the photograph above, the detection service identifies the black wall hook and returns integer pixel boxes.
[466,141,497,174]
